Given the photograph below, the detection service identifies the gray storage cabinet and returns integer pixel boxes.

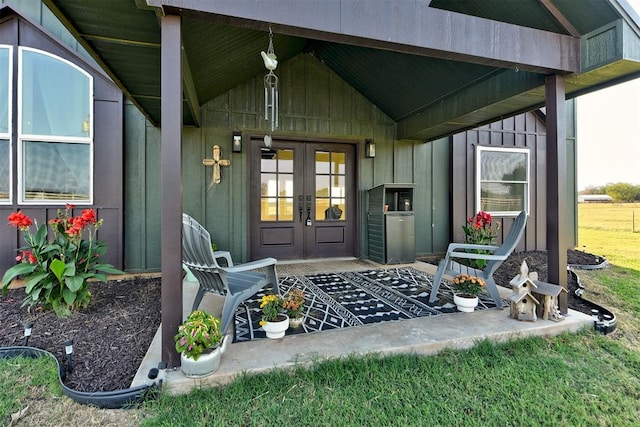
[367,184,415,264]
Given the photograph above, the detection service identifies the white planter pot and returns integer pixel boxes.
[180,335,228,378]
[454,294,479,313]
[262,315,290,339]
[289,316,304,328]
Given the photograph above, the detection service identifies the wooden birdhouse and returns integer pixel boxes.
[508,261,540,322]
[532,281,567,322]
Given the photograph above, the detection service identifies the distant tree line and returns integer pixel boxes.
[580,183,640,202]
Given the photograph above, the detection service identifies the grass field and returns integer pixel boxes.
[577,202,640,271]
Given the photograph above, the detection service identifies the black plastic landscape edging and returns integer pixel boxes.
[568,263,617,335]
[0,346,158,409]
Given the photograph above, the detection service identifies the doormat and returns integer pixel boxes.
[233,268,505,342]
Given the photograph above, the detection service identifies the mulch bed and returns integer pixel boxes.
[0,250,603,392]
[0,277,161,393]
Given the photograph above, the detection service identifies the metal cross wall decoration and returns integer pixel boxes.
[202,145,231,185]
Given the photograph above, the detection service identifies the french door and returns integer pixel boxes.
[249,139,356,260]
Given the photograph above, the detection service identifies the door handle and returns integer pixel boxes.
[305,195,312,226]
[298,195,304,222]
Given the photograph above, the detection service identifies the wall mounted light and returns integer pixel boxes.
[365,139,376,158]
[232,131,242,153]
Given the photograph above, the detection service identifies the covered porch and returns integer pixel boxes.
[41,0,640,368]
[131,259,592,394]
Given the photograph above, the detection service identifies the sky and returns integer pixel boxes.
[576,0,640,190]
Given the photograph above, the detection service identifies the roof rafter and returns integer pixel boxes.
[147,0,580,74]
[538,0,580,37]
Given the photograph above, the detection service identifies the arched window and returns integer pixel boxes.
[0,45,11,203]
[18,47,93,204]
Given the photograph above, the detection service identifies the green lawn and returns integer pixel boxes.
[578,202,640,270]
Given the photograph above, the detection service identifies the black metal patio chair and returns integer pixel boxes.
[181,213,280,339]
[428,210,528,309]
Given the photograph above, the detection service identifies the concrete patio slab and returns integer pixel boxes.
[131,260,592,395]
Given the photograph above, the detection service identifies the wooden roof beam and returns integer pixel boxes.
[147,0,580,74]
[397,70,547,140]
[181,48,201,127]
[538,0,581,37]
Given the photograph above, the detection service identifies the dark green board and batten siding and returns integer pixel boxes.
[123,53,452,271]
[450,103,577,252]
[0,4,124,275]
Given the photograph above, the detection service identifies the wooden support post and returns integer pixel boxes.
[545,74,568,314]
[161,14,183,367]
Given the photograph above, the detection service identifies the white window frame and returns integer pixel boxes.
[17,47,94,205]
[0,45,13,205]
[476,146,530,217]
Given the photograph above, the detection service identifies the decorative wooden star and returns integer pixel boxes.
[202,145,230,185]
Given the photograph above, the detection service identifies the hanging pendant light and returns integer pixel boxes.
[261,27,279,139]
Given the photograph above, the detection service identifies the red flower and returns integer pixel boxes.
[66,216,87,236]
[66,203,75,210]
[25,250,36,264]
[8,211,33,230]
[81,209,97,224]
[17,250,36,264]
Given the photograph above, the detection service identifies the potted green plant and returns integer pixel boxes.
[451,274,486,312]
[282,288,306,328]
[174,310,227,377]
[259,294,289,339]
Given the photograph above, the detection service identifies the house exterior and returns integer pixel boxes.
[1,0,640,364]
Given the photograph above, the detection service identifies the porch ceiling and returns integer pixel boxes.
[42,0,640,140]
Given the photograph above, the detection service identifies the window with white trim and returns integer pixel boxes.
[0,45,11,203]
[18,47,93,204]
[476,146,529,216]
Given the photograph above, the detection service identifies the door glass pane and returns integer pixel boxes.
[315,151,330,174]
[316,198,330,221]
[21,49,91,137]
[0,139,8,201]
[329,198,345,220]
[278,175,293,197]
[278,149,293,173]
[0,48,9,135]
[330,175,345,197]
[331,152,345,175]
[261,197,277,221]
[315,175,330,197]
[278,198,293,220]
[23,141,90,201]
[261,173,277,196]
[261,148,277,172]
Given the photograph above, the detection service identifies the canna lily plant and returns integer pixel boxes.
[2,204,123,317]
[461,211,500,269]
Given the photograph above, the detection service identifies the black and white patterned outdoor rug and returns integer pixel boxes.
[233,267,505,342]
